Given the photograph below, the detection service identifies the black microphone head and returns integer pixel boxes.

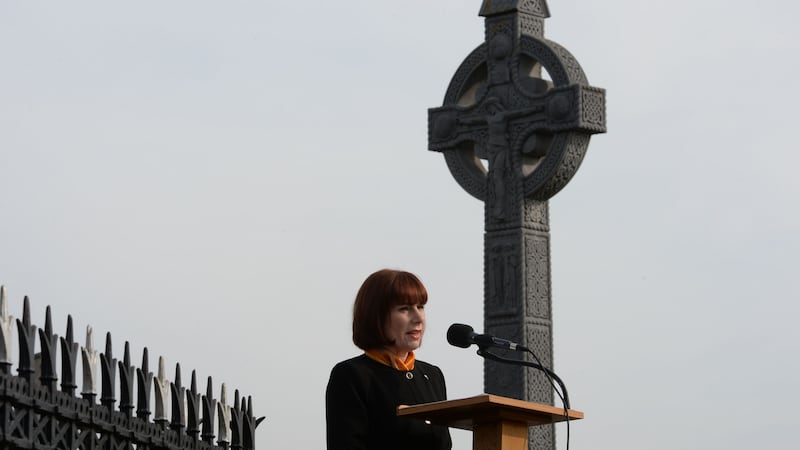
[447,323,475,348]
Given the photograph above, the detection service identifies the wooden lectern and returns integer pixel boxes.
[397,394,583,450]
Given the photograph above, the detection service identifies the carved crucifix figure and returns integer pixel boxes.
[456,97,547,220]
[428,2,606,450]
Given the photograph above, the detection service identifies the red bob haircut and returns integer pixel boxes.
[352,269,428,351]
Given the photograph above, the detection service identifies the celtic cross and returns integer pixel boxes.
[428,2,605,450]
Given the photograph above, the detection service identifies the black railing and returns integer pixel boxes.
[0,285,262,450]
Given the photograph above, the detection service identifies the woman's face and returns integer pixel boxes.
[384,303,425,356]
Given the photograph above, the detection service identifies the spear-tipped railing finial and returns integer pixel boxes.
[81,325,99,400]
[118,341,135,417]
[170,363,186,432]
[217,383,232,447]
[153,356,170,427]
[187,370,202,439]
[16,296,37,383]
[0,286,14,374]
[243,395,265,450]
[38,305,59,391]
[230,389,244,450]
[100,332,117,409]
[60,315,79,395]
[136,347,153,420]
[202,376,217,444]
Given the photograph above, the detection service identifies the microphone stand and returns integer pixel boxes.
[476,347,571,410]
[477,347,574,450]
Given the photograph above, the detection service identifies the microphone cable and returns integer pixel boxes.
[522,347,572,450]
[476,347,572,450]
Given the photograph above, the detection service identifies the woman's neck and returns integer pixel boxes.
[385,347,408,361]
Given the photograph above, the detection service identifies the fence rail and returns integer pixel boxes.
[0,285,262,450]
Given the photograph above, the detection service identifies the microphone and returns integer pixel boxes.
[448,323,572,411]
[447,323,528,352]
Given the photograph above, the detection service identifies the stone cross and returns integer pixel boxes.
[428,2,605,450]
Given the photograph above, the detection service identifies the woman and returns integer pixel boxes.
[326,269,452,450]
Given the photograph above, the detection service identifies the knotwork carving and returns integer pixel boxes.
[524,322,554,402]
[523,200,548,231]
[524,233,551,318]
[443,45,487,107]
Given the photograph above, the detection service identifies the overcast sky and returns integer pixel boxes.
[1,1,798,449]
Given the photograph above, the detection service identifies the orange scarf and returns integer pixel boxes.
[365,349,416,371]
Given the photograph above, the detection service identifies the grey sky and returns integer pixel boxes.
[1,1,798,449]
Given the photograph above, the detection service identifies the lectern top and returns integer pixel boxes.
[397,394,583,431]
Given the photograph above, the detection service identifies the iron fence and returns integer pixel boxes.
[0,285,262,450]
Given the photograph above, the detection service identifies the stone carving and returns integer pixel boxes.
[484,321,526,397]
[479,0,550,17]
[487,241,521,315]
[428,3,605,450]
[523,200,548,231]
[524,233,551,319]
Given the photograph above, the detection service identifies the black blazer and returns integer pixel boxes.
[326,354,452,450]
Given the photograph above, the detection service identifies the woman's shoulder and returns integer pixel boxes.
[413,358,446,380]
[331,354,370,369]
[329,354,380,378]
[327,354,387,395]
[414,358,442,372]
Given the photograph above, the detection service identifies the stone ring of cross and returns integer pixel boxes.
[428,18,606,202]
